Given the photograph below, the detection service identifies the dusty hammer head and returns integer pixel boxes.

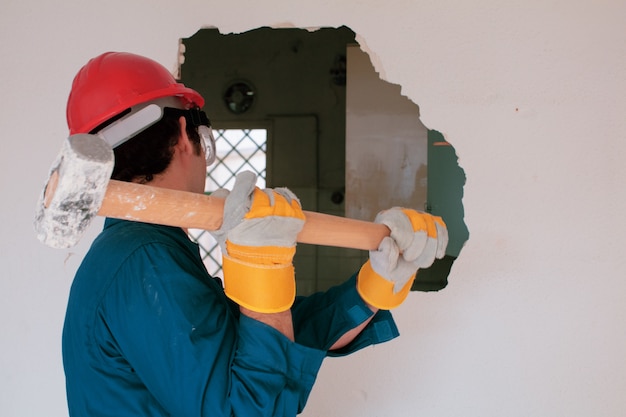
[34,134,114,248]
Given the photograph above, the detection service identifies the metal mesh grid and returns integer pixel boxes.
[188,128,267,278]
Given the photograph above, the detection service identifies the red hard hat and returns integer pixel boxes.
[66,52,204,134]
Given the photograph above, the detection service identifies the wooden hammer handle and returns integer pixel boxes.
[101,180,389,251]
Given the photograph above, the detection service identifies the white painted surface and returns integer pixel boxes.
[1,1,625,416]
[346,45,429,222]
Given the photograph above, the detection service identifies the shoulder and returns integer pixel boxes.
[89,219,203,267]
[69,219,226,325]
[96,218,190,251]
[73,219,211,300]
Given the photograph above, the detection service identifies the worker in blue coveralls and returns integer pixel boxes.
[61,52,448,417]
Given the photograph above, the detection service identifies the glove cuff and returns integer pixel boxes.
[222,255,295,313]
[226,241,296,265]
[357,260,414,310]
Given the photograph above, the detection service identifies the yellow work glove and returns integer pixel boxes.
[357,208,448,310]
[210,171,305,313]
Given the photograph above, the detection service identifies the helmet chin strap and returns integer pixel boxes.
[96,96,217,166]
[96,97,188,148]
[97,103,162,148]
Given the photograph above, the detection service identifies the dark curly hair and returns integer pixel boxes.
[102,108,202,183]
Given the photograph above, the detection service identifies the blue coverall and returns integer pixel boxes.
[63,219,399,416]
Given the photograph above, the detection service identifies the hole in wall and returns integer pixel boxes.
[179,26,468,293]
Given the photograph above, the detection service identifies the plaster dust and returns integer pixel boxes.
[34,134,114,249]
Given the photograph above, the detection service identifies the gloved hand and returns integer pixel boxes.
[357,208,448,310]
[210,171,305,313]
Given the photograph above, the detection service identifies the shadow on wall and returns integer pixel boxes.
[179,26,468,293]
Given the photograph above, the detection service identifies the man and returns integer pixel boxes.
[62,51,448,417]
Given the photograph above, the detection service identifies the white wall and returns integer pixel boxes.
[2,1,624,416]
[346,44,429,222]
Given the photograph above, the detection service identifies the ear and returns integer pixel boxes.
[175,115,193,155]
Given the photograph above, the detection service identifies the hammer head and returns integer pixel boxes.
[34,134,114,248]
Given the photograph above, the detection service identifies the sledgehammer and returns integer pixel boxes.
[34,134,390,250]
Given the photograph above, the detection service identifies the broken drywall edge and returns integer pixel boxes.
[354,33,387,81]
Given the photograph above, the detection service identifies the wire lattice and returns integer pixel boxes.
[188,128,267,278]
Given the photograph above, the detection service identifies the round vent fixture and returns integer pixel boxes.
[223,81,255,114]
